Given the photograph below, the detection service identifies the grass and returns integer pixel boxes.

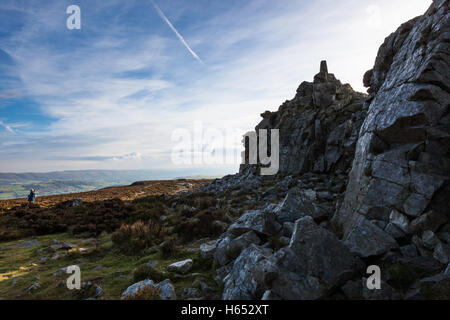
[0,179,238,300]
[0,232,218,300]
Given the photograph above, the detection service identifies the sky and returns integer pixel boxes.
[0,0,432,173]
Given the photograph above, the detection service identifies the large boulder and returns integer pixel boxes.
[167,259,193,274]
[266,217,360,299]
[121,279,176,300]
[333,0,450,258]
[274,187,329,223]
[227,209,281,237]
[343,216,398,257]
[222,217,360,300]
[222,245,273,300]
[200,241,217,259]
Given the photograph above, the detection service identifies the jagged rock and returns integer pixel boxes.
[181,287,202,300]
[240,61,366,177]
[333,0,450,259]
[385,223,406,239]
[214,264,233,287]
[398,255,443,275]
[227,209,281,237]
[228,231,261,258]
[433,242,450,264]
[343,217,398,257]
[200,241,217,259]
[222,244,273,300]
[225,217,360,300]
[269,217,359,299]
[281,222,295,238]
[53,266,70,276]
[422,230,440,249]
[412,234,434,258]
[157,279,177,300]
[121,279,176,300]
[389,209,410,233]
[273,187,328,223]
[167,259,193,274]
[202,0,449,301]
[94,285,103,298]
[26,283,40,292]
[400,244,418,258]
[214,237,232,266]
[409,211,448,234]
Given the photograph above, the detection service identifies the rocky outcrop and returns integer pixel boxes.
[333,0,450,259]
[240,60,367,176]
[222,217,360,299]
[202,0,450,301]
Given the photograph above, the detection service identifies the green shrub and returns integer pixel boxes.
[160,236,179,258]
[133,265,165,282]
[111,220,163,254]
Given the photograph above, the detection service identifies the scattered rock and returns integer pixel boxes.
[167,259,193,274]
[19,240,39,248]
[26,283,40,292]
[121,279,176,300]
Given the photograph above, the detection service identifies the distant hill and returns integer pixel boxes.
[0,169,226,200]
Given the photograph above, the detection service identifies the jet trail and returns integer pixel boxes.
[151,0,204,65]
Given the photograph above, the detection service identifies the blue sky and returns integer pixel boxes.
[0,0,432,173]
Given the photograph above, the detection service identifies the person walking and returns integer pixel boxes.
[27,189,36,206]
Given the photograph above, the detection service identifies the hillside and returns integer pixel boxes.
[0,170,224,200]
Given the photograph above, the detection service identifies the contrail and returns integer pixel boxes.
[151,0,204,65]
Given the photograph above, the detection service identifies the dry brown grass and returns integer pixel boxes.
[0,179,210,212]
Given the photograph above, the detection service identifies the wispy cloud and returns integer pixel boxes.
[150,0,204,65]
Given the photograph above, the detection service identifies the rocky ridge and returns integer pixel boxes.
[199,0,450,300]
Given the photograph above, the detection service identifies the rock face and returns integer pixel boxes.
[202,0,450,301]
[333,0,450,258]
[240,60,367,176]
